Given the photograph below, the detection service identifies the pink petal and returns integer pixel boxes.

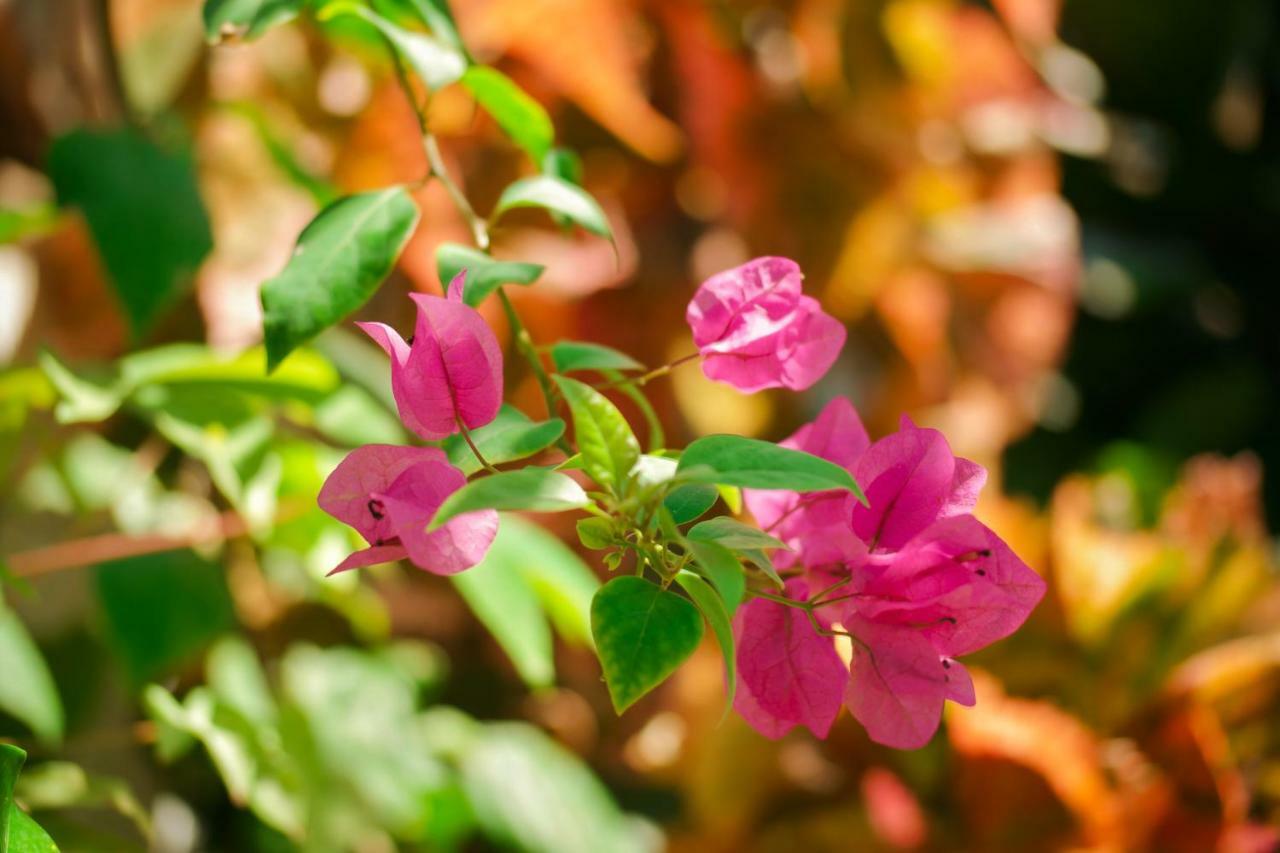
[376,459,498,575]
[777,296,846,391]
[407,291,503,434]
[734,580,848,739]
[359,321,445,442]
[687,256,803,350]
[327,544,408,576]
[852,421,957,551]
[942,457,987,518]
[855,515,1047,657]
[317,444,448,545]
[783,397,870,471]
[844,615,956,749]
[446,270,467,302]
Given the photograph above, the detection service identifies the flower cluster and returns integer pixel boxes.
[316,253,1043,749]
[318,272,502,575]
[738,400,1046,748]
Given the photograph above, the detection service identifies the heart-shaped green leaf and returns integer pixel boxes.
[677,435,866,500]
[436,244,544,306]
[493,176,611,239]
[430,469,588,529]
[261,187,419,370]
[443,405,566,475]
[553,376,640,496]
[590,577,703,713]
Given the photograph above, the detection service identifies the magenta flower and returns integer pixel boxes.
[686,256,846,393]
[358,272,503,441]
[318,444,497,576]
[733,403,1046,748]
[743,397,869,569]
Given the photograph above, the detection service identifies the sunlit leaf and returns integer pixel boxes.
[443,405,565,475]
[261,187,420,370]
[462,66,554,163]
[590,576,703,712]
[322,3,465,90]
[435,243,543,307]
[687,517,785,551]
[550,342,643,375]
[678,435,865,498]
[553,376,639,495]
[430,469,589,529]
[492,176,611,238]
[501,515,599,647]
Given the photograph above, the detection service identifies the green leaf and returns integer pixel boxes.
[443,405,565,475]
[675,571,735,716]
[435,243,543,307]
[48,128,212,338]
[322,3,465,90]
[206,637,276,727]
[590,577,703,712]
[663,483,719,524]
[550,342,644,374]
[95,551,236,687]
[687,540,746,614]
[553,376,640,495]
[1,743,24,853]
[461,724,648,853]
[501,515,600,647]
[430,469,588,529]
[576,517,614,550]
[0,605,64,745]
[203,0,302,41]
[678,435,866,499]
[5,807,58,853]
[452,534,555,688]
[404,0,465,52]
[687,517,785,551]
[261,187,419,371]
[542,147,583,184]
[461,66,554,163]
[492,176,611,239]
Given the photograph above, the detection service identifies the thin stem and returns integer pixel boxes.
[497,289,573,452]
[745,589,809,609]
[455,414,498,473]
[596,352,700,390]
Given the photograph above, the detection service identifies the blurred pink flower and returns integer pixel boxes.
[318,444,498,576]
[686,256,845,393]
[359,272,503,440]
[734,404,1045,748]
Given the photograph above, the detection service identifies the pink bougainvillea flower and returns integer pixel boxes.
[734,580,849,739]
[851,415,987,552]
[358,272,503,441]
[838,514,1044,748]
[686,256,846,393]
[743,396,870,568]
[318,444,497,576]
[733,404,1045,748]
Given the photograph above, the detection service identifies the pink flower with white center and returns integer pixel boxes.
[358,272,503,441]
[318,444,497,576]
[686,257,846,393]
